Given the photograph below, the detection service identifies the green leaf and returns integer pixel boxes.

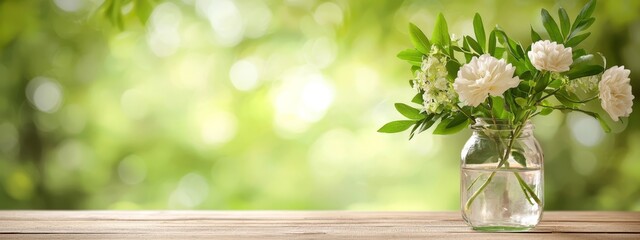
[565,32,591,47]
[135,0,155,25]
[540,106,554,116]
[446,60,461,79]
[530,27,542,42]
[397,49,424,62]
[463,137,499,164]
[462,38,473,62]
[395,103,424,120]
[574,0,596,27]
[495,29,520,59]
[409,23,432,54]
[473,13,486,51]
[547,78,563,88]
[566,64,604,79]
[446,111,468,128]
[534,72,549,93]
[494,47,506,58]
[570,18,595,38]
[420,115,438,132]
[407,61,422,67]
[555,92,580,108]
[409,116,435,140]
[105,0,124,30]
[412,92,424,104]
[488,30,497,56]
[512,151,527,167]
[411,65,420,73]
[431,13,451,47]
[465,36,483,54]
[378,120,416,133]
[558,8,571,39]
[515,97,528,107]
[434,113,469,135]
[490,96,508,119]
[572,54,594,66]
[541,9,563,43]
[572,49,587,60]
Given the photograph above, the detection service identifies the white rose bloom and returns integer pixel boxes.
[527,40,573,72]
[598,66,634,121]
[453,54,521,107]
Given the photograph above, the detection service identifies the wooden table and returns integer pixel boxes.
[0,211,638,239]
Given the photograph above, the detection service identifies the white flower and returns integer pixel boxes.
[527,40,573,72]
[453,54,521,107]
[598,66,634,121]
[434,77,448,90]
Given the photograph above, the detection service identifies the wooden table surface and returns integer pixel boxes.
[0,211,639,239]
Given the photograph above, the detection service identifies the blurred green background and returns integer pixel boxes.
[0,0,639,210]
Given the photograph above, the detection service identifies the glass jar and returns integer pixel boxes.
[460,118,544,231]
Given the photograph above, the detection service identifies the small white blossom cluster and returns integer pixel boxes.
[412,47,458,114]
[566,75,599,94]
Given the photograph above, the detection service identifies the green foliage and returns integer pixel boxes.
[395,103,424,120]
[101,0,157,30]
[541,9,563,43]
[473,13,486,51]
[565,32,591,47]
[558,8,571,38]
[465,36,483,54]
[412,92,424,104]
[431,13,451,49]
[566,64,604,79]
[387,0,614,139]
[135,0,155,24]
[511,151,527,167]
[409,23,432,54]
[397,49,424,63]
[378,120,417,133]
[488,30,497,56]
[530,27,542,42]
[433,113,469,135]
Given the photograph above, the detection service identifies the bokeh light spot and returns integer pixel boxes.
[118,155,147,185]
[121,89,148,120]
[238,0,272,39]
[273,68,335,136]
[55,139,89,170]
[197,0,244,46]
[26,77,63,113]
[53,0,84,12]
[201,111,237,146]
[147,2,182,57]
[169,173,209,208]
[568,112,604,147]
[313,2,344,27]
[305,37,337,68]
[230,59,259,91]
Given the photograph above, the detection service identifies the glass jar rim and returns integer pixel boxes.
[470,118,534,131]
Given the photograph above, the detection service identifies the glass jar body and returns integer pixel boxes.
[460,119,544,231]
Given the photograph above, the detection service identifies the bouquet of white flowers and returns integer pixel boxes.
[379,0,632,138]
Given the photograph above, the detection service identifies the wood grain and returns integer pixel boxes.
[0,211,638,239]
